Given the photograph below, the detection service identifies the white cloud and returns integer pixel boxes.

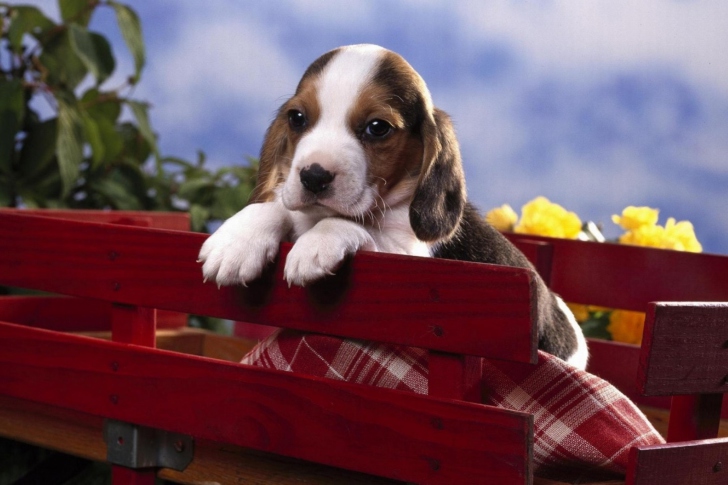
[146,16,299,131]
[288,0,375,27]
[454,1,728,95]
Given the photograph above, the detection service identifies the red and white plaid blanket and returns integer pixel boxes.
[242,329,665,481]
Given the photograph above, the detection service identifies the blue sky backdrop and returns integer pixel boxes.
[23,1,728,253]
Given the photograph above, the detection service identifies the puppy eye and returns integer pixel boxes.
[288,110,307,129]
[364,119,392,138]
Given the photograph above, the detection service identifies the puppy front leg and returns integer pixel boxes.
[284,218,376,287]
[199,201,292,286]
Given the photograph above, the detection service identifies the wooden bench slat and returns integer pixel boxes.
[0,395,403,484]
[505,234,728,311]
[0,296,187,331]
[0,320,533,484]
[0,211,536,362]
[626,438,728,485]
[0,208,190,231]
[638,302,728,397]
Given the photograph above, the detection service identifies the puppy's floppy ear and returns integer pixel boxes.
[409,108,466,242]
[249,107,289,203]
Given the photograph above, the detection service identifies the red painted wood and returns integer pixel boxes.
[0,208,190,231]
[428,353,483,403]
[0,211,536,362]
[585,338,672,411]
[587,339,728,420]
[638,302,728,396]
[0,320,533,484]
[667,394,724,442]
[111,466,157,485]
[509,239,553,286]
[111,304,157,348]
[0,296,186,330]
[626,438,728,485]
[505,233,728,312]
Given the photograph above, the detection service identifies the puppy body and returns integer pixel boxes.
[199,44,588,369]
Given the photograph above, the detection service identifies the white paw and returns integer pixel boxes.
[284,233,347,287]
[283,219,375,287]
[198,203,289,287]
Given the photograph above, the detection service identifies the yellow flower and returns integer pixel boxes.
[514,196,582,239]
[607,310,646,345]
[663,218,702,253]
[611,206,659,231]
[566,303,590,323]
[485,204,518,231]
[618,224,666,248]
[619,217,703,253]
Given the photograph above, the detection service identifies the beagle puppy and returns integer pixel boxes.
[199,44,588,369]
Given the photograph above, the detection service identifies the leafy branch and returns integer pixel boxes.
[0,0,257,232]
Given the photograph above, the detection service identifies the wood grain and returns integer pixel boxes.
[0,208,190,231]
[0,320,533,484]
[0,395,403,485]
[638,302,728,396]
[0,211,537,362]
[505,233,728,312]
[0,296,187,330]
[626,438,728,485]
[667,394,724,442]
[0,395,106,461]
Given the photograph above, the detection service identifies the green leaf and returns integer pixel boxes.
[210,185,248,220]
[109,2,145,82]
[92,177,140,210]
[117,161,152,208]
[126,100,157,153]
[160,157,195,170]
[94,116,124,162]
[39,31,88,89]
[68,25,116,86]
[117,122,152,163]
[580,318,613,340]
[56,94,85,196]
[189,204,210,232]
[7,6,55,52]
[81,89,121,122]
[0,79,25,175]
[59,0,94,27]
[81,112,104,166]
[18,118,58,183]
[19,170,62,204]
[178,178,214,201]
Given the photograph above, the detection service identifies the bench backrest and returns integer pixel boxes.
[625,302,728,485]
[506,233,728,310]
[509,233,728,485]
[0,210,537,484]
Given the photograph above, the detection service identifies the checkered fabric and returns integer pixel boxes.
[241,329,665,480]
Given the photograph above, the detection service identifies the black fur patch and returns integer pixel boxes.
[372,55,427,130]
[434,203,579,362]
[409,109,466,242]
[296,48,339,94]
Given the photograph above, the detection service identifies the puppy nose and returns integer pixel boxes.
[300,163,335,194]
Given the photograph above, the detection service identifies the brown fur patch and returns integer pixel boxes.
[347,51,432,203]
[250,51,336,202]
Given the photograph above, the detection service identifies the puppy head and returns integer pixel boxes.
[251,44,465,242]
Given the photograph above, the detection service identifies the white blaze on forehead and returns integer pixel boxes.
[315,44,385,127]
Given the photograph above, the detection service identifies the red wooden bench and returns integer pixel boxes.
[0,209,726,484]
